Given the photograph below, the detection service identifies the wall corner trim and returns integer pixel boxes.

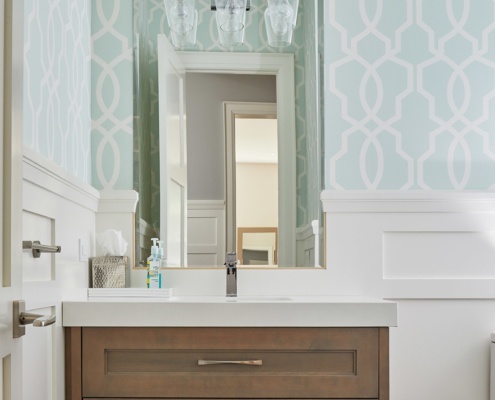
[98,190,139,213]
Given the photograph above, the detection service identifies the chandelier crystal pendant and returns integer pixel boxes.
[214,0,248,48]
[264,0,299,47]
[163,0,198,48]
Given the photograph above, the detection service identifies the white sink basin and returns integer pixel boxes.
[63,296,398,328]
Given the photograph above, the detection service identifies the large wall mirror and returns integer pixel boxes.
[134,0,324,269]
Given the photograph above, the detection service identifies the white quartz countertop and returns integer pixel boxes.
[62,295,398,327]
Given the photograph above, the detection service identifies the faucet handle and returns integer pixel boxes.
[225,252,237,297]
[225,252,237,266]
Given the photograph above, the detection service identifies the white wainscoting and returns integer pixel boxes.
[23,148,99,399]
[96,190,139,264]
[296,223,323,268]
[321,190,495,299]
[187,200,225,267]
[96,190,139,287]
[321,190,495,400]
[383,230,495,279]
[23,148,99,302]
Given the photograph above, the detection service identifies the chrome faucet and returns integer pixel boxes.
[225,252,237,297]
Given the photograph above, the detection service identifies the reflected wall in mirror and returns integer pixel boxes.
[233,112,279,267]
[159,51,296,267]
[129,0,323,268]
[188,97,281,267]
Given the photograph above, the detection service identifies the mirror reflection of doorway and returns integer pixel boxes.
[224,103,279,266]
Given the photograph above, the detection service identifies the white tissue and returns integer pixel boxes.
[96,229,128,256]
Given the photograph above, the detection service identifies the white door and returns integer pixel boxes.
[158,35,187,267]
[2,2,67,398]
[0,0,25,398]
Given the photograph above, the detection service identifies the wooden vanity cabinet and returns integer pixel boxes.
[65,327,389,400]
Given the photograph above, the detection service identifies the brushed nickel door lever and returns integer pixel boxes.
[13,300,56,338]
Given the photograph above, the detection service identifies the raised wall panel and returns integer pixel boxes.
[22,211,54,282]
[187,253,218,266]
[322,191,495,299]
[187,202,225,267]
[188,217,218,245]
[384,231,495,279]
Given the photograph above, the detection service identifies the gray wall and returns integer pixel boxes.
[186,73,277,200]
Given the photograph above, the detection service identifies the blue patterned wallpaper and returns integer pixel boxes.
[24,0,91,183]
[24,1,495,202]
[91,0,133,190]
[324,0,495,190]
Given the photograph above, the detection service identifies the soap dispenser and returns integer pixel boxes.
[147,238,161,289]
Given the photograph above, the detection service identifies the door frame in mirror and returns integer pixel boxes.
[178,52,296,266]
[224,102,278,262]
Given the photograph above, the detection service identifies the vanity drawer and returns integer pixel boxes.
[80,327,384,399]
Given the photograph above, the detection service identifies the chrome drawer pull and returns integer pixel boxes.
[198,360,262,366]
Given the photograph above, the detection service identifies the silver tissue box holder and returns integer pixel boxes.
[91,256,128,288]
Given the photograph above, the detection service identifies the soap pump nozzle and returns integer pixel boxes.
[151,238,159,258]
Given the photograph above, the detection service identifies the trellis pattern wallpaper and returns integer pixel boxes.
[24,1,495,214]
[91,0,133,190]
[24,0,91,184]
[92,0,318,227]
[325,0,495,190]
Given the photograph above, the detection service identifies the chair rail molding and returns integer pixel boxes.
[23,146,99,212]
[321,190,495,213]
